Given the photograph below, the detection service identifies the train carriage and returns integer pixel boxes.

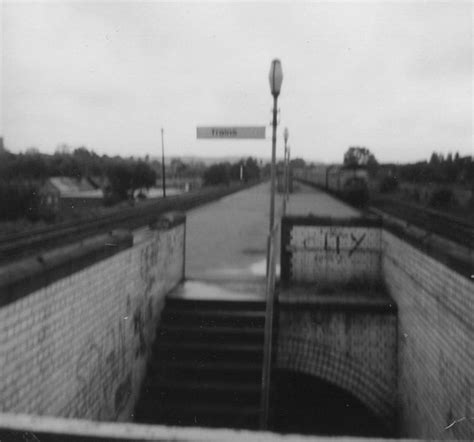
[294,163,369,206]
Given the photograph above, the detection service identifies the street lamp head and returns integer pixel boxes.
[269,59,283,97]
[284,127,289,143]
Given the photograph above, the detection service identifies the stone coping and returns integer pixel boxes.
[281,215,473,282]
[278,285,397,313]
[0,230,133,308]
[0,412,417,441]
[148,211,186,230]
[282,215,382,228]
[0,212,186,308]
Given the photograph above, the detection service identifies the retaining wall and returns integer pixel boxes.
[279,214,474,439]
[278,216,397,430]
[277,305,397,428]
[382,230,473,440]
[0,213,185,422]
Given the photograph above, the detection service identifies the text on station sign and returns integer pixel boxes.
[197,126,266,139]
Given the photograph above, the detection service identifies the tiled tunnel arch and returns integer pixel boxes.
[277,334,396,430]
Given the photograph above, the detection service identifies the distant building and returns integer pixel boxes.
[39,180,61,213]
[48,176,102,197]
[45,177,105,214]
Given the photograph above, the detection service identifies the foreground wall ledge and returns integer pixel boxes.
[0,412,418,442]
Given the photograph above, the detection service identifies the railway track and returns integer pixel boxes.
[370,197,474,249]
[0,182,258,264]
[295,177,474,249]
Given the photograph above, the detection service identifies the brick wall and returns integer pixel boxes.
[277,306,398,430]
[278,216,397,432]
[280,215,473,439]
[382,231,473,440]
[0,215,185,422]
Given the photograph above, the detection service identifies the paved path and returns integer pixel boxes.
[286,182,360,217]
[185,182,279,283]
[174,181,360,300]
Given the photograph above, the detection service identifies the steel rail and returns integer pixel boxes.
[370,198,474,248]
[294,177,473,248]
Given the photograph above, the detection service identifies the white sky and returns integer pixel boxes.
[1,1,473,163]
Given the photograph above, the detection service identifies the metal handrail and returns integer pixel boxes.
[260,221,279,430]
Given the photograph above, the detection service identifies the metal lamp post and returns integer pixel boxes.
[268,59,283,233]
[161,128,166,198]
[286,144,291,201]
[283,127,289,213]
[261,59,283,431]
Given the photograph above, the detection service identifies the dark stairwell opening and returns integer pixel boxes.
[271,369,394,438]
[133,295,265,430]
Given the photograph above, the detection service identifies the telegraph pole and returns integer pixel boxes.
[161,128,166,198]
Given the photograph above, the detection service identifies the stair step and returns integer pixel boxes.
[134,400,261,429]
[157,324,264,344]
[161,308,266,328]
[142,380,260,404]
[153,341,264,363]
[134,292,267,430]
[159,324,265,336]
[149,360,263,383]
[146,379,260,393]
[166,298,266,312]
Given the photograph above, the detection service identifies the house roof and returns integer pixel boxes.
[48,177,103,198]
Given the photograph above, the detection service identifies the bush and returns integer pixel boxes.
[105,160,157,204]
[103,191,123,207]
[203,163,230,186]
[379,176,398,193]
[429,188,456,208]
[106,162,133,201]
[412,189,420,202]
[0,181,41,221]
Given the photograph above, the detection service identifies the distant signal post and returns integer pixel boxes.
[196,126,266,139]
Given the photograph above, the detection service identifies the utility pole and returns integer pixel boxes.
[161,128,166,198]
[268,60,283,234]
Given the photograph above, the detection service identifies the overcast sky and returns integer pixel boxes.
[1,1,472,163]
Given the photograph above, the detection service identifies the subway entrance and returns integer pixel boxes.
[271,370,394,438]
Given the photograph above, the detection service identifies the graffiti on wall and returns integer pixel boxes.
[63,225,184,421]
[133,235,161,360]
[64,319,131,421]
[133,228,183,360]
[289,226,381,285]
[297,227,368,257]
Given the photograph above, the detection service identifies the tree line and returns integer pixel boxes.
[202,157,261,186]
[0,145,265,223]
[394,152,474,186]
[0,147,158,218]
[372,151,473,211]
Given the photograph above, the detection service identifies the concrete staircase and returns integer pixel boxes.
[134,295,266,429]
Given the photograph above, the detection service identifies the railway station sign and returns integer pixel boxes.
[196,126,266,139]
